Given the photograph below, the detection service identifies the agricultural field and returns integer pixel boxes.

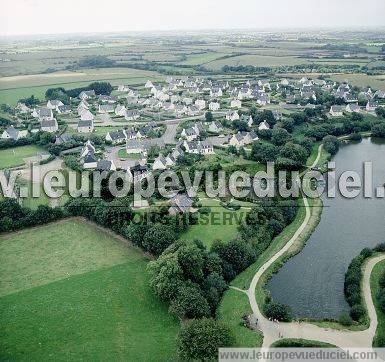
[0,68,162,105]
[0,219,179,361]
[0,145,43,169]
[205,54,307,70]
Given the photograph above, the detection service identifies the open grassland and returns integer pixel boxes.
[0,145,43,169]
[0,68,163,105]
[371,259,385,347]
[0,219,179,361]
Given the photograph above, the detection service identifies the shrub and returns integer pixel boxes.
[198,206,211,214]
[177,319,235,360]
[265,301,292,322]
[350,304,366,321]
[339,313,353,326]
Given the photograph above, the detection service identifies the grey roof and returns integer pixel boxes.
[55,134,74,144]
[36,107,52,117]
[4,126,19,140]
[84,152,97,164]
[130,164,148,174]
[78,120,93,127]
[126,140,144,150]
[169,194,193,213]
[97,160,113,170]
[58,105,71,113]
[41,119,57,128]
[108,130,126,141]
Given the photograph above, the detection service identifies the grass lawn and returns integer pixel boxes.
[180,197,254,248]
[216,288,263,347]
[371,259,385,347]
[0,219,179,361]
[0,145,43,169]
[118,148,142,159]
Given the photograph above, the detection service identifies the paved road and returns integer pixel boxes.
[231,145,385,350]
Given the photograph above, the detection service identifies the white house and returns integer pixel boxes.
[83,153,98,169]
[125,109,140,121]
[98,104,115,113]
[41,119,58,133]
[16,102,30,114]
[153,155,168,170]
[209,101,220,111]
[126,140,146,155]
[126,164,149,183]
[80,140,96,158]
[1,126,28,140]
[79,90,95,101]
[145,80,154,89]
[258,121,270,131]
[32,107,53,120]
[366,101,378,112]
[115,105,127,116]
[47,99,64,110]
[226,110,240,121]
[230,99,242,108]
[77,120,94,133]
[181,127,198,142]
[330,105,344,117]
[229,131,258,149]
[256,94,270,106]
[208,121,223,133]
[106,130,126,144]
[79,109,95,121]
[346,103,361,113]
[195,99,206,110]
[210,88,223,98]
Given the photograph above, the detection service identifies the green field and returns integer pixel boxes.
[180,196,254,248]
[0,219,179,361]
[0,145,43,169]
[371,259,385,347]
[0,68,162,105]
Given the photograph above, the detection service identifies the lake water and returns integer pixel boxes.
[267,138,385,319]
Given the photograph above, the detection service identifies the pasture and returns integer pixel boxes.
[0,145,43,169]
[0,219,180,361]
[0,68,163,105]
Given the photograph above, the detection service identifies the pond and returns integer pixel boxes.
[267,138,385,319]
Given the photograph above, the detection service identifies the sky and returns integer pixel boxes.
[0,0,385,36]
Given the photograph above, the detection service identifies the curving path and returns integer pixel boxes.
[231,144,385,349]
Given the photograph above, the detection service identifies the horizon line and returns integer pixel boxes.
[1,25,385,39]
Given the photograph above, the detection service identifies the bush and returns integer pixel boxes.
[379,270,385,289]
[142,224,177,255]
[169,283,211,319]
[198,206,211,214]
[339,313,353,326]
[350,304,366,321]
[265,301,292,322]
[177,319,235,360]
[378,289,385,314]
